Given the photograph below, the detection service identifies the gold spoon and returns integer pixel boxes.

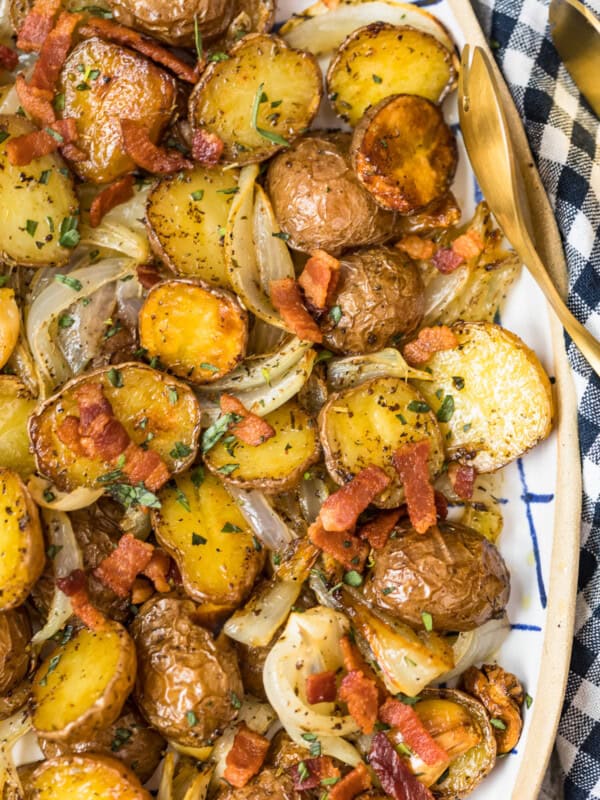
[458,45,600,376]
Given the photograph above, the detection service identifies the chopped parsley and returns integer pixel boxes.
[191,466,205,488]
[490,718,507,730]
[54,274,82,291]
[167,386,178,404]
[46,544,62,559]
[201,413,241,452]
[107,482,161,510]
[43,489,56,503]
[217,463,239,475]
[221,522,243,533]
[186,710,197,726]
[251,81,290,147]
[58,314,75,329]
[328,305,342,326]
[372,73,383,83]
[107,367,123,387]
[436,394,455,422]
[230,690,242,709]
[208,51,229,62]
[525,693,533,709]
[452,376,465,390]
[0,131,9,144]
[407,400,430,414]
[111,728,132,751]
[25,219,38,237]
[190,189,204,201]
[176,487,190,511]
[39,654,61,686]
[170,441,192,459]
[192,533,207,546]
[343,570,363,587]
[58,216,80,248]
[272,231,290,240]
[421,611,433,632]
[297,761,310,782]
[200,362,219,372]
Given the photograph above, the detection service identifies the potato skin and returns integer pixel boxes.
[108,0,234,46]
[0,607,31,695]
[215,768,300,800]
[320,246,424,354]
[363,521,510,632]
[132,595,243,746]
[29,754,152,799]
[266,132,398,255]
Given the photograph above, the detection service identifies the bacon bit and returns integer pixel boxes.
[93,533,153,598]
[319,465,391,532]
[120,119,193,174]
[298,249,341,312]
[369,732,434,800]
[270,278,323,343]
[392,441,436,534]
[78,17,199,83]
[339,670,379,734]
[142,549,171,592]
[56,569,106,631]
[340,635,371,676]
[290,757,340,791]
[61,141,86,162]
[223,723,270,789]
[431,247,464,274]
[447,463,476,500]
[30,11,82,93]
[15,74,55,127]
[306,670,337,704]
[0,44,19,72]
[380,699,449,766]
[395,235,437,261]
[402,325,458,366]
[56,415,85,455]
[6,118,77,165]
[136,264,163,289]
[434,491,448,520]
[89,175,135,228]
[359,509,403,549]
[131,577,154,604]
[191,128,224,166]
[329,762,371,800]
[220,394,275,446]
[308,518,369,572]
[16,0,62,52]
[452,229,485,261]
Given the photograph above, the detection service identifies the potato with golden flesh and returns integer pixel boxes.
[215,769,301,800]
[29,755,152,800]
[107,0,234,46]
[0,607,31,696]
[139,280,248,384]
[0,290,19,370]
[132,595,243,746]
[0,377,36,477]
[59,39,177,184]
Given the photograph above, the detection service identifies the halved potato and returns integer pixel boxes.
[153,470,264,607]
[327,23,458,126]
[60,39,177,184]
[139,279,248,384]
[189,33,322,165]
[204,400,320,491]
[319,376,444,507]
[0,469,44,610]
[0,376,37,477]
[414,322,553,472]
[352,94,457,213]
[33,622,136,741]
[28,363,201,491]
[29,755,151,799]
[0,289,19,369]
[0,114,79,268]
[146,166,240,287]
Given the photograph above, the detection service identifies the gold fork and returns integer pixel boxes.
[458,45,600,376]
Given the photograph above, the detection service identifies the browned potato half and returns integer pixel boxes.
[60,39,177,184]
[266,132,399,255]
[108,0,234,46]
[0,376,37,477]
[146,167,239,287]
[139,280,248,384]
[319,376,444,508]
[153,470,265,607]
[414,321,553,472]
[327,22,458,127]
[0,607,31,695]
[32,623,136,742]
[189,34,322,165]
[204,401,320,491]
[0,470,44,610]
[29,755,152,800]
[28,363,201,492]
[0,115,79,267]
[352,94,457,214]
[0,289,19,370]
[320,246,424,354]
[220,0,275,47]
[215,769,300,800]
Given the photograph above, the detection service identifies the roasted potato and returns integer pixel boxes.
[319,376,444,508]
[107,0,234,46]
[319,246,424,354]
[218,0,275,49]
[462,664,524,754]
[0,470,44,610]
[28,363,201,492]
[0,376,37,477]
[0,607,31,695]
[59,39,177,183]
[395,192,461,236]
[153,470,265,607]
[32,622,137,742]
[0,115,78,268]
[414,321,553,472]
[352,94,457,214]
[0,289,19,369]
[138,280,248,384]
[132,595,243,745]
[189,34,322,165]
[266,132,399,255]
[215,768,300,800]
[204,401,321,491]
[363,521,510,632]
[146,166,240,287]
[28,754,152,799]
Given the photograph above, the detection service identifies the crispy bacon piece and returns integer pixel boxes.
[78,18,199,83]
[329,763,372,800]
[339,635,386,701]
[392,441,436,534]
[395,235,437,261]
[298,249,341,312]
[290,757,340,791]
[120,119,193,174]
[452,229,485,261]
[30,11,82,93]
[431,247,464,274]
[56,415,85,455]
[339,670,379,734]
[270,278,323,344]
[447,463,476,500]
[61,141,86,162]
[319,465,391,532]
[369,732,434,800]
[93,533,154,598]
[403,325,458,366]
[6,118,77,165]
[220,394,276,446]
[89,175,135,228]
[56,569,106,631]
[223,723,270,789]
[434,491,448,520]
[308,518,369,571]
[15,74,55,127]
[191,128,224,166]
[142,549,171,592]
[0,44,19,72]
[380,699,449,766]
[359,509,403,549]
[16,0,62,52]
[306,670,337,705]
[136,264,163,289]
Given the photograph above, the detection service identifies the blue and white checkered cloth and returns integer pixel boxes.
[470,0,600,797]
